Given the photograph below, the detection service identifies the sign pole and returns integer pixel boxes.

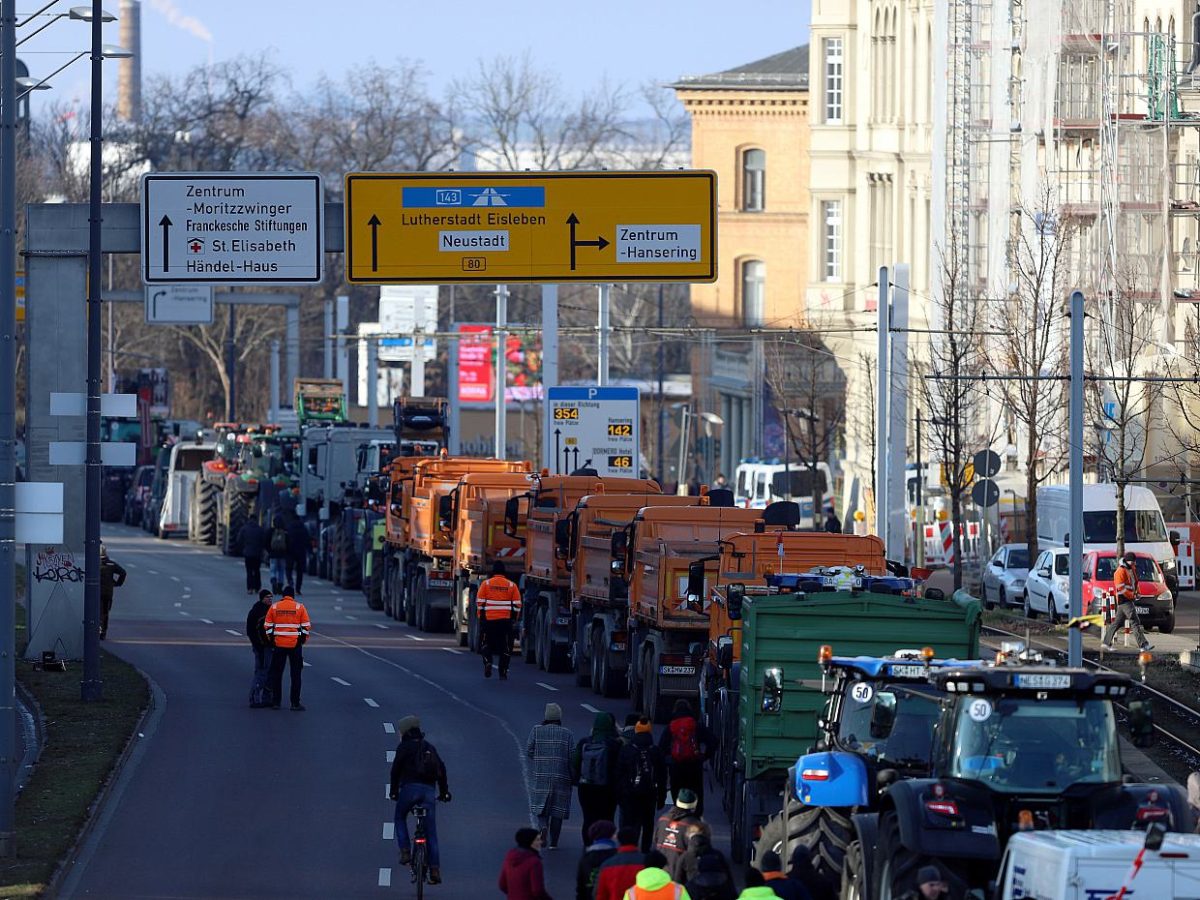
[598,284,611,386]
[495,284,508,460]
[323,299,333,379]
[269,339,280,424]
[411,291,425,399]
[1069,289,1084,667]
[875,267,889,542]
[366,336,378,427]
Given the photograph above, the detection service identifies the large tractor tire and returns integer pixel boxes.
[188,482,203,542]
[754,799,853,884]
[191,478,219,545]
[100,478,125,523]
[874,810,966,900]
[224,484,249,557]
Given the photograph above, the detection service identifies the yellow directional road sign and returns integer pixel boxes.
[344,171,716,284]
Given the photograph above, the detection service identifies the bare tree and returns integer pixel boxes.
[990,192,1074,565]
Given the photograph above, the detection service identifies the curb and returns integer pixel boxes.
[14,679,45,796]
[45,666,165,900]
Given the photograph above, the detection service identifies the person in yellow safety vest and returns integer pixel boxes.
[1101,552,1153,653]
[477,561,522,680]
[265,584,312,710]
[623,866,691,900]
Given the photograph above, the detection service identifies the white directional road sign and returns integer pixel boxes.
[144,284,214,324]
[544,386,640,478]
[141,172,324,284]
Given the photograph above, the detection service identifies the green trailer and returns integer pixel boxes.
[709,575,981,860]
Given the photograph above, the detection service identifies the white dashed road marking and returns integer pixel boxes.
[303,661,312,667]
[200,618,213,625]
[374,623,389,630]
[405,635,425,642]
[334,606,343,611]
[364,698,379,708]
[536,682,558,692]
[386,750,396,763]
[581,703,601,713]
[383,722,395,734]
[170,576,180,582]
[345,615,358,621]
[382,822,395,840]
[383,782,391,798]
[179,611,191,617]
[378,868,391,888]
[331,677,351,686]
[441,648,463,655]
[147,569,159,576]
[225,629,241,637]
[173,602,182,608]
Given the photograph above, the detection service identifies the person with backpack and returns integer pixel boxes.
[245,589,274,708]
[658,700,714,815]
[571,711,622,844]
[678,823,727,886]
[266,516,289,594]
[389,715,451,886]
[527,703,574,850]
[575,820,618,900]
[651,788,703,881]
[593,827,669,900]
[616,717,668,852]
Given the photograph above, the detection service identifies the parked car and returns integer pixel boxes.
[123,464,154,526]
[1083,550,1175,633]
[981,543,1030,609]
[1024,547,1070,621]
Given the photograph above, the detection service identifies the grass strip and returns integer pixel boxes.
[0,601,149,896]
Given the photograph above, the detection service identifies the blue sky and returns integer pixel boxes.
[16,0,810,117]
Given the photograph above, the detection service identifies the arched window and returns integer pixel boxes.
[741,259,766,326]
[741,148,765,211]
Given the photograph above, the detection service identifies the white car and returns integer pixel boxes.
[1024,547,1070,622]
[981,544,1030,609]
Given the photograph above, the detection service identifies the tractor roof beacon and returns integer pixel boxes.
[843,648,1193,900]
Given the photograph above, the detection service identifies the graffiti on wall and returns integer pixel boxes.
[32,548,83,584]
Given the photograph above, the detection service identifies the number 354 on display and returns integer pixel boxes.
[553,407,579,420]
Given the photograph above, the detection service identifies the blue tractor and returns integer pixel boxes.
[753,649,982,884]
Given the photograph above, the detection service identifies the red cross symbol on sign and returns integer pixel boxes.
[189,239,203,253]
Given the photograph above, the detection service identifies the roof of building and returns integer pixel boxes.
[672,45,809,91]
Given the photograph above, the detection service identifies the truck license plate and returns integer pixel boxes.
[660,665,696,676]
[887,664,926,678]
[429,579,452,589]
[1135,605,1150,615]
[1014,673,1071,689]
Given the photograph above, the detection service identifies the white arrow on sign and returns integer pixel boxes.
[145,284,214,324]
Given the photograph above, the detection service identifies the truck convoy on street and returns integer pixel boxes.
[185,395,1191,881]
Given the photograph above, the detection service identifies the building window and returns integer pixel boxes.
[741,148,765,212]
[824,37,844,124]
[741,259,766,326]
[822,201,843,282]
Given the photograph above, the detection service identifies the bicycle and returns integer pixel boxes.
[410,804,431,898]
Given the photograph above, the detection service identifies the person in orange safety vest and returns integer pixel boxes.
[477,561,522,680]
[265,584,312,710]
[1101,552,1152,653]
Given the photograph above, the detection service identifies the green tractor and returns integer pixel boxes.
[218,428,301,555]
[191,423,244,545]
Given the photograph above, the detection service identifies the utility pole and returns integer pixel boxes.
[875,267,889,542]
[224,304,236,420]
[656,285,664,484]
[1068,289,1084,667]
[916,411,925,567]
[597,284,610,385]
[494,284,508,460]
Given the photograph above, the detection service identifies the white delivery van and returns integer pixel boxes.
[1037,483,1176,586]
[157,439,216,538]
[732,460,834,527]
[997,829,1200,899]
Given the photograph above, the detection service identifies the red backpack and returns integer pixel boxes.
[669,716,701,763]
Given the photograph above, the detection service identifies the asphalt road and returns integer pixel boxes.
[58,523,732,899]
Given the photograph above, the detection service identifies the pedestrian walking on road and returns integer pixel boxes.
[617,717,667,852]
[264,584,310,710]
[267,516,289,594]
[98,544,126,640]
[785,846,835,900]
[285,514,310,595]
[499,826,552,900]
[527,702,574,850]
[246,589,274,708]
[682,849,736,900]
[1101,552,1154,652]
[572,711,622,844]
[624,866,692,899]
[659,700,714,815]
[651,789,703,881]
[678,823,727,887]
[594,827,667,900]
[478,561,522,679]
[238,517,265,593]
[576,820,618,900]
[758,851,811,900]
[389,715,451,885]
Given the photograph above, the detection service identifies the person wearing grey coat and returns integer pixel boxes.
[527,702,574,849]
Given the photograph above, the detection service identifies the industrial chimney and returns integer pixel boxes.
[117,0,141,122]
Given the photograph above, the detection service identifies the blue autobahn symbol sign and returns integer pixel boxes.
[401,186,547,208]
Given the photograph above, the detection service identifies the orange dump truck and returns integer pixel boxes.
[617,505,782,720]
[381,455,530,632]
[569,493,712,696]
[519,474,661,673]
[452,470,536,649]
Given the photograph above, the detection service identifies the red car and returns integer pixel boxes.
[1082,550,1175,633]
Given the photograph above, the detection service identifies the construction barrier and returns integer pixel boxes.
[921,521,981,568]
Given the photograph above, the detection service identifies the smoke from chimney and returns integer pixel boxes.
[117,0,141,122]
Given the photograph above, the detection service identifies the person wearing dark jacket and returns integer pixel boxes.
[683,849,737,900]
[679,823,728,886]
[238,518,265,593]
[651,788,703,881]
[267,516,289,594]
[389,715,451,885]
[658,700,715,815]
[616,717,668,852]
[571,711,623,844]
[245,589,273,707]
[576,820,618,900]
[499,826,552,900]
[760,850,811,900]
[593,827,668,900]
[98,544,126,640]
[823,510,842,534]
[787,845,835,900]
[285,516,310,595]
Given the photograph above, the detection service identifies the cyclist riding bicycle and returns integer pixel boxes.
[389,715,452,884]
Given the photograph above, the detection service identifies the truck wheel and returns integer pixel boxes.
[523,610,537,664]
[645,655,666,723]
[467,587,479,651]
[729,774,747,863]
[841,839,869,900]
[576,638,592,688]
[594,630,624,698]
[405,574,418,627]
[588,631,603,693]
[547,640,570,674]
[875,810,952,900]
[756,800,851,884]
[367,564,383,611]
